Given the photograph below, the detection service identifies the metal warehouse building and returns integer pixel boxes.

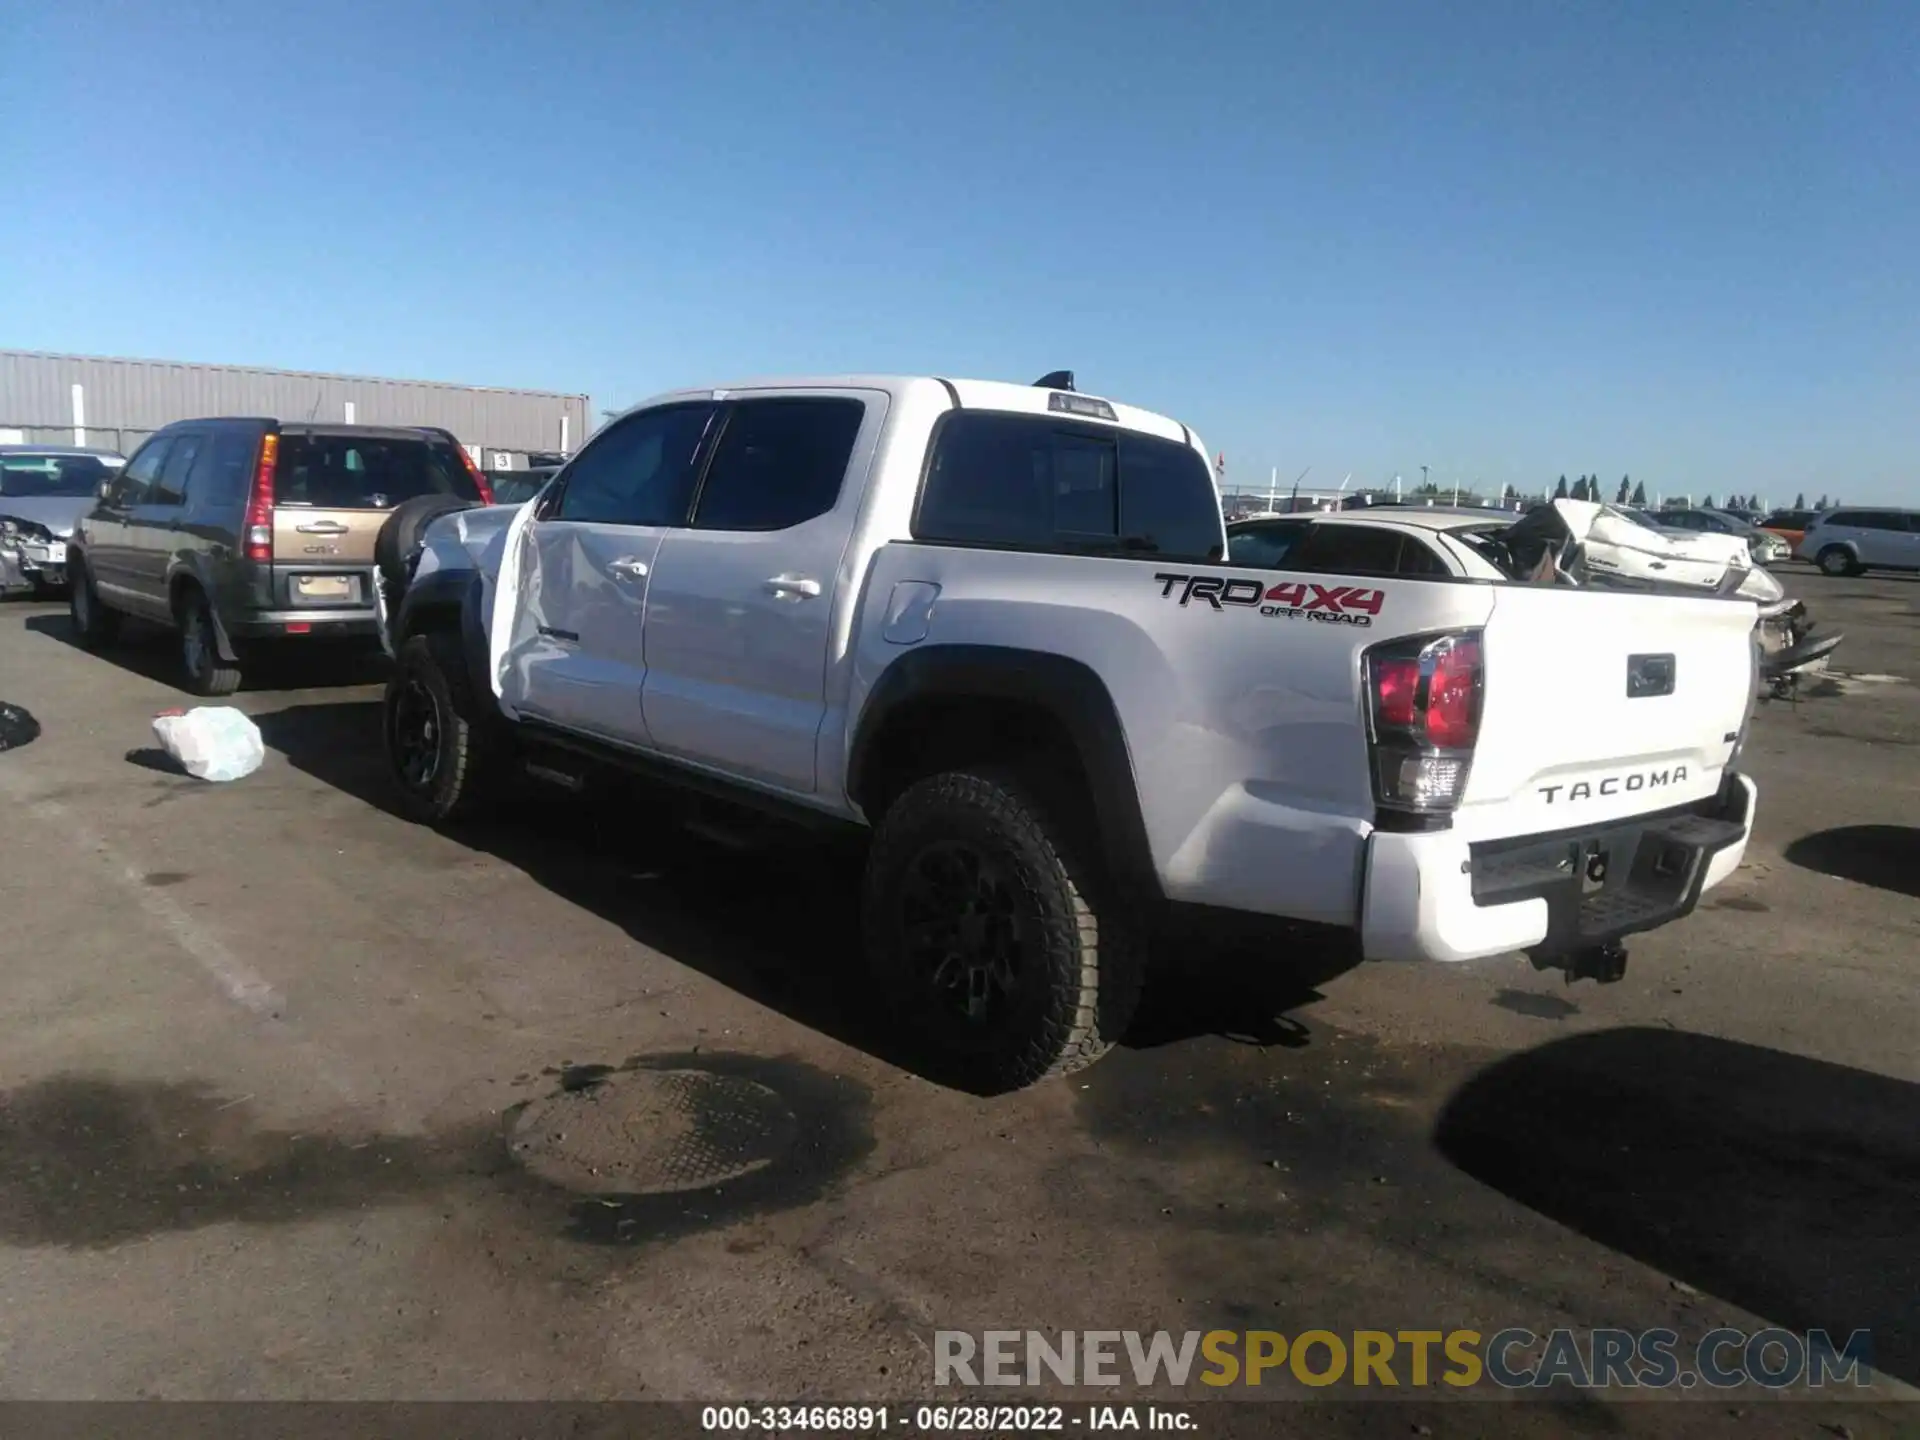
[0,349,590,470]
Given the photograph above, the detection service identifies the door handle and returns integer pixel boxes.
[764,574,822,598]
[295,520,349,535]
[607,557,650,579]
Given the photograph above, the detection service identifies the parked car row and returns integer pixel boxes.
[9,416,1915,715]
[1650,507,1793,565]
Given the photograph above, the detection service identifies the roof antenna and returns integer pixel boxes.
[1032,370,1075,392]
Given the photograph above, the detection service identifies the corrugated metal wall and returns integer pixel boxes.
[0,350,591,463]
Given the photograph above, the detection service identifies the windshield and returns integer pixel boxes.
[0,453,116,499]
[274,433,483,509]
[1599,503,1665,533]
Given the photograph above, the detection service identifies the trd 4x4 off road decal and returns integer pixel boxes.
[1154,573,1385,626]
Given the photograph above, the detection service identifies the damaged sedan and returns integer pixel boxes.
[0,446,124,598]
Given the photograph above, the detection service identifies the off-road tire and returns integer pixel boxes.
[177,587,242,696]
[861,765,1145,1094]
[385,629,501,824]
[1816,546,1860,578]
[67,556,122,648]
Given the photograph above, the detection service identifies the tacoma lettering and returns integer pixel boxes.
[1538,765,1689,804]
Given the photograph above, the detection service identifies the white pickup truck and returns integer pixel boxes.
[376,372,1759,1091]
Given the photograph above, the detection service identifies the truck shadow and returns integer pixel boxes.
[1434,1027,1919,1386]
[254,698,1351,1088]
[1783,825,1920,899]
[21,612,385,693]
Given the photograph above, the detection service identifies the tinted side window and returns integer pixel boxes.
[1227,521,1310,569]
[188,428,260,508]
[1293,525,1446,577]
[692,397,866,531]
[553,404,715,525]
[1828,511,1896,531]
[150,431,205,505]
[115,436,174,504]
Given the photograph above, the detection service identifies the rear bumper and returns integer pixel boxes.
[1361,773,1756,963]
[224,608,381,640]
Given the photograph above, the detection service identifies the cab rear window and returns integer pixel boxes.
[914,411,1223,562]
[275,434,481,509]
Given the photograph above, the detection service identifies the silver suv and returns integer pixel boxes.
[1797,508,1920,576]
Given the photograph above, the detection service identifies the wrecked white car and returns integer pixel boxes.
[1498,500,1842,694]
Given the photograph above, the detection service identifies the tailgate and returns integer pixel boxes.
[273,506,382,564]
[1462,587,1755,833]
[271,429,482,569]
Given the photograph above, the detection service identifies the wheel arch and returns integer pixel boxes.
[1814,540,1863,573]
[165,558,239,662]
[846,644,1161,903]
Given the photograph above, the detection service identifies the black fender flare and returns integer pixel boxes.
[393,567,503,724]
[394,566,469,648]
[847,644,1160,901]
[164,555,239,662]
[457,571,501,722]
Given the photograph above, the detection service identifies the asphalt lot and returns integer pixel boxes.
[0,570,1915,1433]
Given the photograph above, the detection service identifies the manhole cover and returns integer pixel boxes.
[509,1069,799,1196]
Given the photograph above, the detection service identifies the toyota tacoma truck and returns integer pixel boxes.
[375,372,1759,1092]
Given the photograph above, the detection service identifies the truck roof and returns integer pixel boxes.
[622,374,1196,446]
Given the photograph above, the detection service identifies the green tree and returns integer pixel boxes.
[1816,494,1829,509]
[1794,492,1806,509]
[1614,476,1630,504]
[1553,475,1569,499]
[1630,481,1647,505]
[1703,494,1716,509]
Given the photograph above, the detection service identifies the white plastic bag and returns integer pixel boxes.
[152,706,265,783]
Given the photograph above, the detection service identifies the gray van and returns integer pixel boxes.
[66,418,491,694]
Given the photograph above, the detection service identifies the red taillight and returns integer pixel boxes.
[1375,658,1419,729]
[1424,636,1483,748]
[1366,631,1484,816]
[453,443,493,505]
[244,432,278,562]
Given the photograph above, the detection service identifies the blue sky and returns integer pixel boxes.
[3,0,1914,503]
